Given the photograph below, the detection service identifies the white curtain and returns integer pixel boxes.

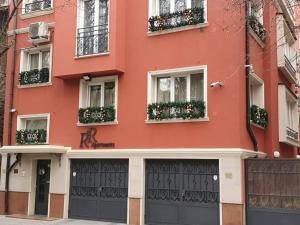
[90,85,101,107]
[175,77,187,102]
[26,119,47,130]
[104,82,115,107]
[30,53,39,70]
[157,77,171,103]
[190,74,203,101]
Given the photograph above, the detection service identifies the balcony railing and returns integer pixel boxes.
[24,0,51,14]
[148,101,205,120]
[16,129,47,144]
[79,106,115,124]
[250,105,268,128]
[284,44,297,77]
[286,127,298,141]
[148,7,205,32]
[19,68,50,85]
[249,15,266,42]
[77,25,109,57]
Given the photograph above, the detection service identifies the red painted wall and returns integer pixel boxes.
[3,0,299,156]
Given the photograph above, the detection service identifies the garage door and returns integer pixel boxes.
[69,159,128,223]
[145,159,220,225]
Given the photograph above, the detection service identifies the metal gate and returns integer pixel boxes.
[69,159,128,223]
[145,159,220,225]
[246,159,300,225]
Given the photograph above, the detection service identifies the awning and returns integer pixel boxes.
[0,145,70,154]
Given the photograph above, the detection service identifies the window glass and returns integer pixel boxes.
[104,81,115,107]
[157,77,171,103]
[99,0,108,27]
[90,85,101,107]
[84,0,95,27]
[190,74,203,101]
[175,77,187,102]
[29,53,39,70]
[159,0,171,14]
[25,119,47,130]
[175,0,186,12]
[41,51,50,68]
[191,0,202,8]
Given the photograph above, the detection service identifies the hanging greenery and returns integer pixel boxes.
[148,7,205,32]
[249,15,266,42]
[16,129,47,144]
[19,67,50,85]
[250,105,268,128]
[79,106,115,124]
[148,101,205,120]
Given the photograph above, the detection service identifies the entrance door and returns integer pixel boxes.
[145,159,220,225]
[35,160,51,215]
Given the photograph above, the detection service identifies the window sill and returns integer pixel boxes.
[250,121,266,130]
[147,22,209,37]
[77,121,118,126]
[18,82,52,89]
[20,9,54,20]
[145,117,209,124]
[16,142,49,145]
[250,28,265,48]
[74,52,110,59]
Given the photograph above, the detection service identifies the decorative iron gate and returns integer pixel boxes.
[69,159,128,223]
[246,159,300,225]
[145,159,220,225]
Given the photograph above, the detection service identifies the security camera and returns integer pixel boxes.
[210,81,224,88]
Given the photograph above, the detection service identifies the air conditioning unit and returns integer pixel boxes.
[28,22,49,44]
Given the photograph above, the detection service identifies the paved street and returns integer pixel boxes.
[0,216,125,225]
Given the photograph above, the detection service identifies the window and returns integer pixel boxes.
[156,74,204,103]
[77,0,109,56]
[249,73,264,108]
[88,81,115,107]
[148,66,207,121]
[19,46,52,86]
[154,0,204,15]
[251,0,263,24]
[16,114,50,144]
[278,84,299,146]
[79,76,118,124]
[22,0,52,14]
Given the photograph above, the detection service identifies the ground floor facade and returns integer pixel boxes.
[0,147,263,225]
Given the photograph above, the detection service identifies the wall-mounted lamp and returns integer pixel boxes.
[83,75,92,82]
[274,151,280,159]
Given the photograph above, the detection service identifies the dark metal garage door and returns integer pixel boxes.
[69,159,128,223]
[246,159,300,225]
[145,159,220,225]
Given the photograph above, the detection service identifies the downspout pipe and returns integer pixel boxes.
[245,0,258,152]
[4,0,18,214]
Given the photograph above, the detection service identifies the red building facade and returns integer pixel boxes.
[0,0,299,224]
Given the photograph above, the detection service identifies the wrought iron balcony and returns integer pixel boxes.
[16,129,47,144]
[24,0,51,14]
[147,100,205,120]
[77,25,109,57]
[250,105,268,128]
[78,106,115,124]
[286,127,298,141]
[148,7,205,32]
[19,68,50,85]
[249,15,266,42]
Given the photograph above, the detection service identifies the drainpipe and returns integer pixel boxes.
[245,0,258,152]
[5,0,18,214]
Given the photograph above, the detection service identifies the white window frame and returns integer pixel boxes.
[147,65,208,118]
[19,44,53,87]
[249,73,264,108]
[278,84,299,146]
[17,113,50,144]
[148,0,207,21]
[21,0,53,14]
[76,0,110,57]
[79,75,118,123]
